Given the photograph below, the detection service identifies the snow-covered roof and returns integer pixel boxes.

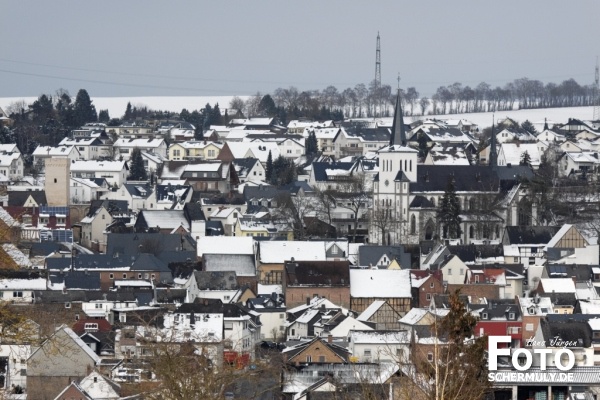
[349,269,411,298]
[113,138,165,148]
[349,330,409,344]
[197,236,255,257]
[499,142,541,166]
[257,284,282,295]
[588,317,600,331]
[259,241,327,263]
[32,145,76,157]
[71,160,126,172]
[184,163,222,172]
[295,309,321,324]
[79,371,120,399]
[398,308,449,325]
[539,278,576,293]
[3,243,31,268]
[62,326,101,363]
[356,300,386,322]
[0,277,46,290]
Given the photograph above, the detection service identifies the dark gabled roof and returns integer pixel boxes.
[7,191,47,207]
[447,244,503,262]
[408,126,467,141]
[232,157,260,171]
[393,171,411,182]
[158,250,197,266]
[357,245,411,269]
[243,184,285,202]
[504,226,561,245]
[494,165,534,181]
[32,290,90,303]
[29,241,66,257]
[48,271,101,290]
[131,253,169,272]
[247,293,285,310]
[194,271,239,290]
[284,337,350,362]
[88,199,129,217]
[281,181,314,195]
[409,196,435,208]
[541,319,592,348]
[546,264,594,282]
[106,232,195,257]
[155,184,191,205]
[183,203,205,222]
[123,183,153,199]
[432,293,469,309]
[477,299,521,320]
[540,292,578,306]
[205,220,224,236]
[286,261,350,286]
[311,162,355,182]
[155,288,187,303]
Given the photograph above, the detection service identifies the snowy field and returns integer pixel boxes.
[0,95,594,130]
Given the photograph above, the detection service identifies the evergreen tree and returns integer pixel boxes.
[128,148,148,181]
[417,133,429,159]
[211,103,223,126]
[124,102,133,120]
[258,94,276,117]
[520,150,532,166]
[438,177,462,239]
[270,156,296,186]
[521,119,537,135]
[305,131,318,157]
[73,89,97,126]
[265,150,273,182]
[98,109,110,123]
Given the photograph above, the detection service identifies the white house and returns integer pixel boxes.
[112,138,167,161]
[0,152,24,180]
[70,177,110,204]
[59,137,111,160]
[32,145,81,168]
[348,330,410,363]
[0,277,47,303]
[71,160,128,187]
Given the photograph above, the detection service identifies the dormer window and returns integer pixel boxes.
[509,312,515,320]
[482,312,488,320]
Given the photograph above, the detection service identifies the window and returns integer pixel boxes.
[279,313,285,319]
[364,349,371,357]
[475,275,479,283]
[447,269,452,275]
[306,355,312,363]
[65,302,71,309]
[109,273,114,279]
[482,312,488,319]
[224,295,230,301]
[430,282,434,288]
[291,328,295,336]
[123,273,127,279]
[426,293,432,300]
[224,322,233,330]
[427,353,433,362]
[12,291,23,298]
[95,303,103,309]
[138,274,142,279]
[513,257,519,263]
[508,313,515,320]
[525,323,534,331]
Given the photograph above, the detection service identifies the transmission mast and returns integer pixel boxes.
[594,57,600,120]
[375,32,381,117]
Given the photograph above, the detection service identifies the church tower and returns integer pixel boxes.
[372,90,418,245]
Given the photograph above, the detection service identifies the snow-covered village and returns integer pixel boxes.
[3,2,600,400]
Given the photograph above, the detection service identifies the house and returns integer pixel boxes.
[59,137,111,160]
[179,270,241,304]
[245,292,286,341]
[155,183,193,211]
[27,325,100,400]
[313,311,372,337]
[283,260,350,309]
[168,141,223,161]
[232,157,266,183]
[71,160,128,187]
[180,162,235,193]
[197,236,257,288]
[134,209,189,234]
[257,241,327,285]
[0,274,47,303]
[234,215,293,240]
[398,307,450,338]
[79,200,130,251]
[309,127,341,157]
[423,143,471,166]
[546,224,598,265]
[70,177,110,204]
[54,370,121,400]
[349,269,412,315]
[106,122,154,138]
[356,300,401,330]
[102,182,156,212]
[558,152,600,177]
[495,120,537,143]
[287,120,334,135]
[286,297,349,339]
[472,299,522,347]
[356,245,411,269]
[497,142,542,169]
[112,138,167,161]
[410,270,445,308]
[348,330,410,363]
[282,336,350,366]
[32,145,80,170]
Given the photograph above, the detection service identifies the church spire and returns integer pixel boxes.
[390,89,407,146]
[543,118,549,131]
[489,115,497,169]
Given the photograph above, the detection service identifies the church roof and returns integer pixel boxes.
[390,89,407,146]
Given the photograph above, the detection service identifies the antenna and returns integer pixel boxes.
[594,57,600,120]
[374,32,382,117]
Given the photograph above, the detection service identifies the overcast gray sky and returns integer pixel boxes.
[2,1,599,98]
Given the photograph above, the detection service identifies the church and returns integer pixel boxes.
[370,91,535,246]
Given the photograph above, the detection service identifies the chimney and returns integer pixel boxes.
[327,334,333,344]
[572,276,577,286]
[306,297,310,306]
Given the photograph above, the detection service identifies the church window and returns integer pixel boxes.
[410,160,412,171]
[469,198,476,211]
[469,226,475,239]
[410,215,416,234]
[430,197,435,206]
[404,160,407,171]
